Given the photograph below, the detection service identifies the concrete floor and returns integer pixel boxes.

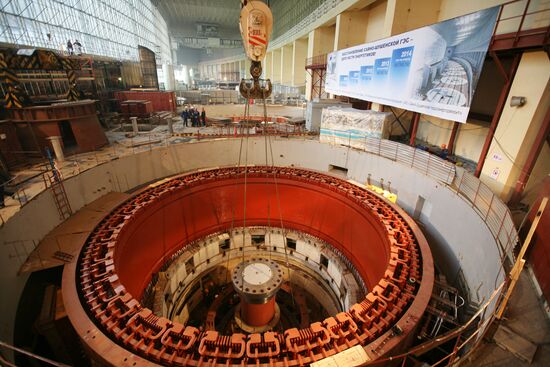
[463,271,550,366]
[19,192,130,274]
[0,104,306,225]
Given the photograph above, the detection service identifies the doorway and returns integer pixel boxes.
[58,120,77,149]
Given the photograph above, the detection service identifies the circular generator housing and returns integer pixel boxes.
[63,166,434,366]
[232,258,283,330]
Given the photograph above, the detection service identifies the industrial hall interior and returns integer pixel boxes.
[0,0,550,366]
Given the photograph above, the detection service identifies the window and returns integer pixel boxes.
[320,254,329,268]
[219,238,230,251]
[185,257,194,274]
[251,235,264,244]
[340,281,347,299]
[0,0,172,64]
[286,238,297,250]
[329,164,348,176]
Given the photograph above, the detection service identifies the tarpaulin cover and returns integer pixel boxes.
[320,107,391,148]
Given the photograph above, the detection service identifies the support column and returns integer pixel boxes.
[181,65,189,85]
[166,117,174,135]
[409,112,420,146]
[199,64,205,79]
[233,61,239,81]
[47,136,64,163]
[475,54,521,177]
[447,122,460,154]
[239,59,245,79]
[480,51,550,201]
[306,26,335,101]
[232,259,283,333]
[271,49,282,84]
[264,53,272,80]
[130,117,139,135]
[162,63,175,90]
[245,59,251,77]
[509,105,550,205]
[281,44,293,86]
[220,63,226,81]
[189,65,197,86]
[333,11,369,50]
[292,38,307,87]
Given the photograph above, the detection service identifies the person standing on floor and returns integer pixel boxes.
[201,108,206,127]
[66,40,73,55]
[181,108,189,127]
[191,108,197,127]
[73,39,82,55]
[195,109,201,127]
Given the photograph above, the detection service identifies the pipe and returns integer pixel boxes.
[409,112,420,146]
[448,122,460,154]
[240,297,276,326]
[47,136,64,163]
[130,117,138,134]
[509,106,550,205]
[475,53,521,177]
[166,117,174,135]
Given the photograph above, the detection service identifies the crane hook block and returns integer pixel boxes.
[239,1,273,99]
[240,1,273,62]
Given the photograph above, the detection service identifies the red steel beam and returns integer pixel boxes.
[447,122,460,155]
[490,27,550,52]
[475,54,521,177]
[509,105,550,205]
[409,112,420,146]
[514,0,532,47]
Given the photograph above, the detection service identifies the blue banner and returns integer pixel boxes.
[325,6,500,123]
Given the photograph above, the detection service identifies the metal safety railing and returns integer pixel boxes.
[0,340,69,367]
[363,280,506,366]
[305,54,328,69]
[319,130,518,263]
[320,131,456,185]
[454,167,519,260]
[1,135,518,259]
[489,0,550,53]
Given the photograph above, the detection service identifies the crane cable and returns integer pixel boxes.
[239,91,251,323]
[262,95,296,308]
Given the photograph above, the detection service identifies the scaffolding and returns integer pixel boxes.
[305,54,328,100]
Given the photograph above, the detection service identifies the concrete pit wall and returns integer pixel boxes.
[0,137,505,347]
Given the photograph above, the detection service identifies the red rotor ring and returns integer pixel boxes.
[64,166,434,366]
